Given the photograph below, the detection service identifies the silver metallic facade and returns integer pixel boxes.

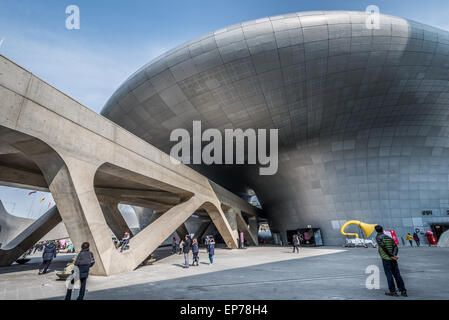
[102,11,449,245]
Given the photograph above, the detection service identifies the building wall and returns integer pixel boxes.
[102,11,449,245]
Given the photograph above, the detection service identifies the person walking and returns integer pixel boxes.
[292,234,300,253]
[34,241,43,254]
[65,242,95,300]
[192,238,199,266]
[120,232,130,252]
[39,240,57,275]
[208,237,215,264]
[205,235,210,251]
[375,225,407,297]
[413,232,420,247]
[172,237,178,254]
[406,233,413,246]
[182,235,192,268]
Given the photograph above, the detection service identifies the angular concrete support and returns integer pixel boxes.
[223,208,239,244]
[0,55,242,275]
[0,133,239,276]
[248,216,259,243]
[142,210,189,240]
[122,196,203,267]
[0,206,61,266]
[98,196,133,238]
[203,202,238,248]
[0,164,48,191]
[176,223,190,239]
[235,211,258,246]
[194,220,211,239]
[0,199,33,246]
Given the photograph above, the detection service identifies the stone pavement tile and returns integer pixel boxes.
[2,246,449,300]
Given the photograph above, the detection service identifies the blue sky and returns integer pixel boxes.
[1,0,449,218]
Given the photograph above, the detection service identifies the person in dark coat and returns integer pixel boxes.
[413,232,420,247]
[208,237,215,264]
[182,235,192,268]
[192,238,199,266]
[292,234,300,253]
[172,237,178,254]
[39,241,57,274]
[65,242,95,300]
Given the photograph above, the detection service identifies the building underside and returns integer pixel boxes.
[102,11,449,245]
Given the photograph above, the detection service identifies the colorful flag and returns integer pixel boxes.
[28,191,37,195]
[40,196,45,203]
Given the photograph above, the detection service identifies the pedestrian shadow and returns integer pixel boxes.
[172,263,187,268]
[200,262,210,265]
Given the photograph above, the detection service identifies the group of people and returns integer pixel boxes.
[405,232,421,247]
[32,239,94,300]
[28,223,415,299]
[406,231,437,247]
[172,234,215,268]
[29,240,74,256]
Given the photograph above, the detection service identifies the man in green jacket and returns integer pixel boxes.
[375,225,407,297]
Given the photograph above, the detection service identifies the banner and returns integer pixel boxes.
[384,230,399,245]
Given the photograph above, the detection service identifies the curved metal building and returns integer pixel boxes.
[102,11,449,245]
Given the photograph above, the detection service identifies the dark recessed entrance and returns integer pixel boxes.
[430,224,449,241]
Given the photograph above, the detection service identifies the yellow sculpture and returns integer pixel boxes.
[340,220,377,238]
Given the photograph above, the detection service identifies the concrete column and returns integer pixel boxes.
[43,156,119,276]
[98,196,132,238]
[0,206,62,266]
[224,208,238,232]
[124,196,204,266]
[235,212,258,246]
[248,216,259,243]
[176,223,189,239]
[194,220,211,239]
[223,208,239,245]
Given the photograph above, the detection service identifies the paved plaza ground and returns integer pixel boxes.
[0,246,448,300]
